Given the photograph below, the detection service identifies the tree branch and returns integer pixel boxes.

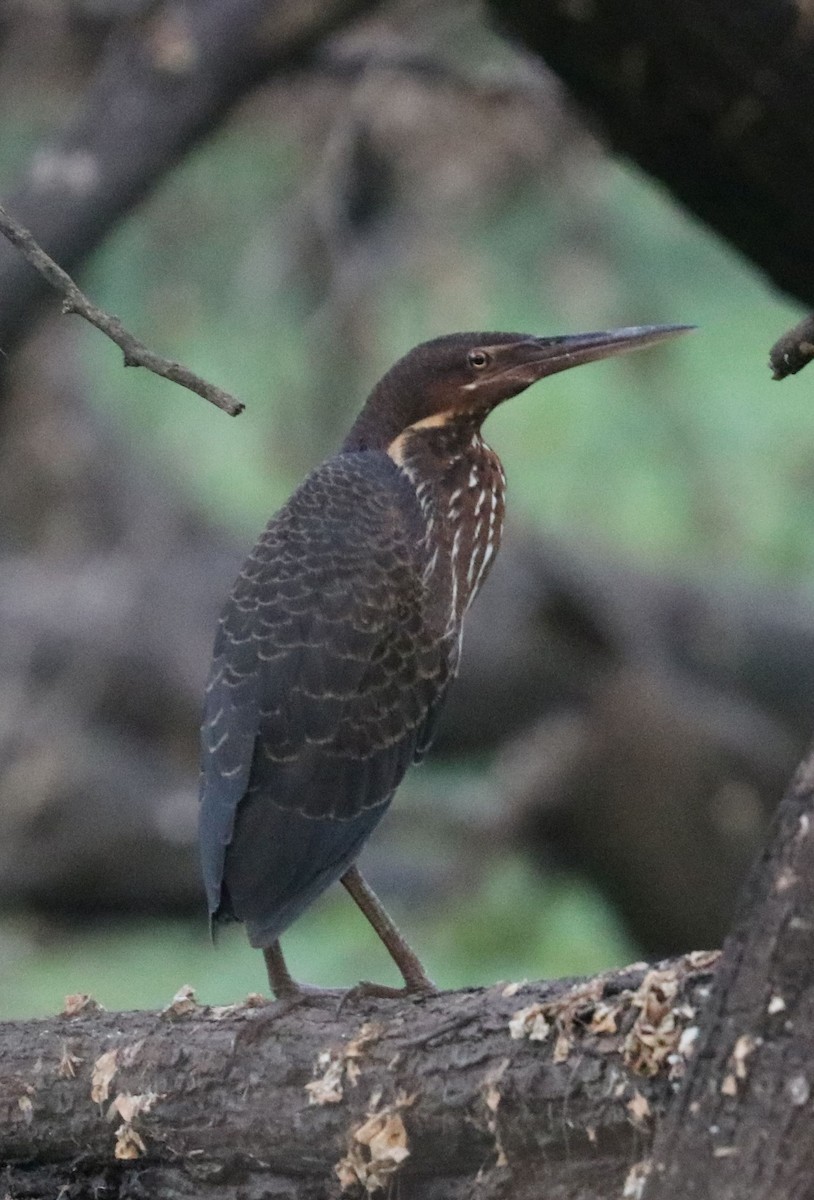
[769,314,814,380]
[0,954,717,1200]
[487,0,814,365]
[0,204,244,416]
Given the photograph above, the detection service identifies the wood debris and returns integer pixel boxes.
[114,1124,147,1160]
[720,1072,738,1097]
[481,1058,510,1168]
[335,1091,415,1194]
[721,1033,759,1093]
[206,993,266,1019]
[623,969,694,1077]
[627,1089,651,1127]
[509,978,608,1062]
[683,949,721,972]
[508,1003,551,1042]
[161,984,198,1018]
[58,1043,83,1079]
[623,1159,652,1198]
[732,1034,759,1079]
[62,993,104,1017]
[305,1052,345,1106]
[590,1001,619,1035]
[305,1021,384,1106]
[553,1029,572,1063]
[108,1090,161,1160]
[90,1050,118,1104]
[510,962,702,1085]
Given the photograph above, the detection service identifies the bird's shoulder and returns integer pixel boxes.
[255,449,422,560]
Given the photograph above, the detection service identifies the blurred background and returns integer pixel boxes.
[1,0,812,1019]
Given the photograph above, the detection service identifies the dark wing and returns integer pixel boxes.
[199,452,452,944]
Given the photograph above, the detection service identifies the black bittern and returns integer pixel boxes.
[199,325,691,998]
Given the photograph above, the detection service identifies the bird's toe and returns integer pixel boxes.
[337,978,439,1013]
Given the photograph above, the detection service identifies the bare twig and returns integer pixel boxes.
[769,314,814,380]
[0,204,244,417]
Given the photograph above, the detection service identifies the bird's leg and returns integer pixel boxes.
[263,940,302,1000]
[261,941,343,1017]
[341,865,437,997]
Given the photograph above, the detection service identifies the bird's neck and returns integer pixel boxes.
[386,413,506,634]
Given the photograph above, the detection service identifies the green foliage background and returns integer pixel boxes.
[80,134,807,577]
[2,107,811,1020]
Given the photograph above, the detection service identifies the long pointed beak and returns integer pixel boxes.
[521,324,695,379]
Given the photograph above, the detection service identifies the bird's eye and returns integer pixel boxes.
[468,350,490,370]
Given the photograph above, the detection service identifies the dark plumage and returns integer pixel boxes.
[199,325,691,997]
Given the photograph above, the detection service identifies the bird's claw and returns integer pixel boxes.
[336,979,438,1014]
[269,984,345,1016]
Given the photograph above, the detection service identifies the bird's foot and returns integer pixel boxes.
[263,943,344,1011]
[337,978,439,1013]
[271,983,345,1015]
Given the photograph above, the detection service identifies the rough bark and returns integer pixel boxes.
[641,748,814,1199]
[0,954,717,1200]
[488,0,814,311]
[0,0,380,355]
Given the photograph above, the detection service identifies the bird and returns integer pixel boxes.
[199,324,691,1000]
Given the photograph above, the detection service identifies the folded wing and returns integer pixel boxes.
[199,452,453,944]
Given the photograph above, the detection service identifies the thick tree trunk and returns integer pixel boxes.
[488,0,814,311]
[0,954,716,1200]
[642,747,814,1199]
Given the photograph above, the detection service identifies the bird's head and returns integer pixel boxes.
[344,326,693,453]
